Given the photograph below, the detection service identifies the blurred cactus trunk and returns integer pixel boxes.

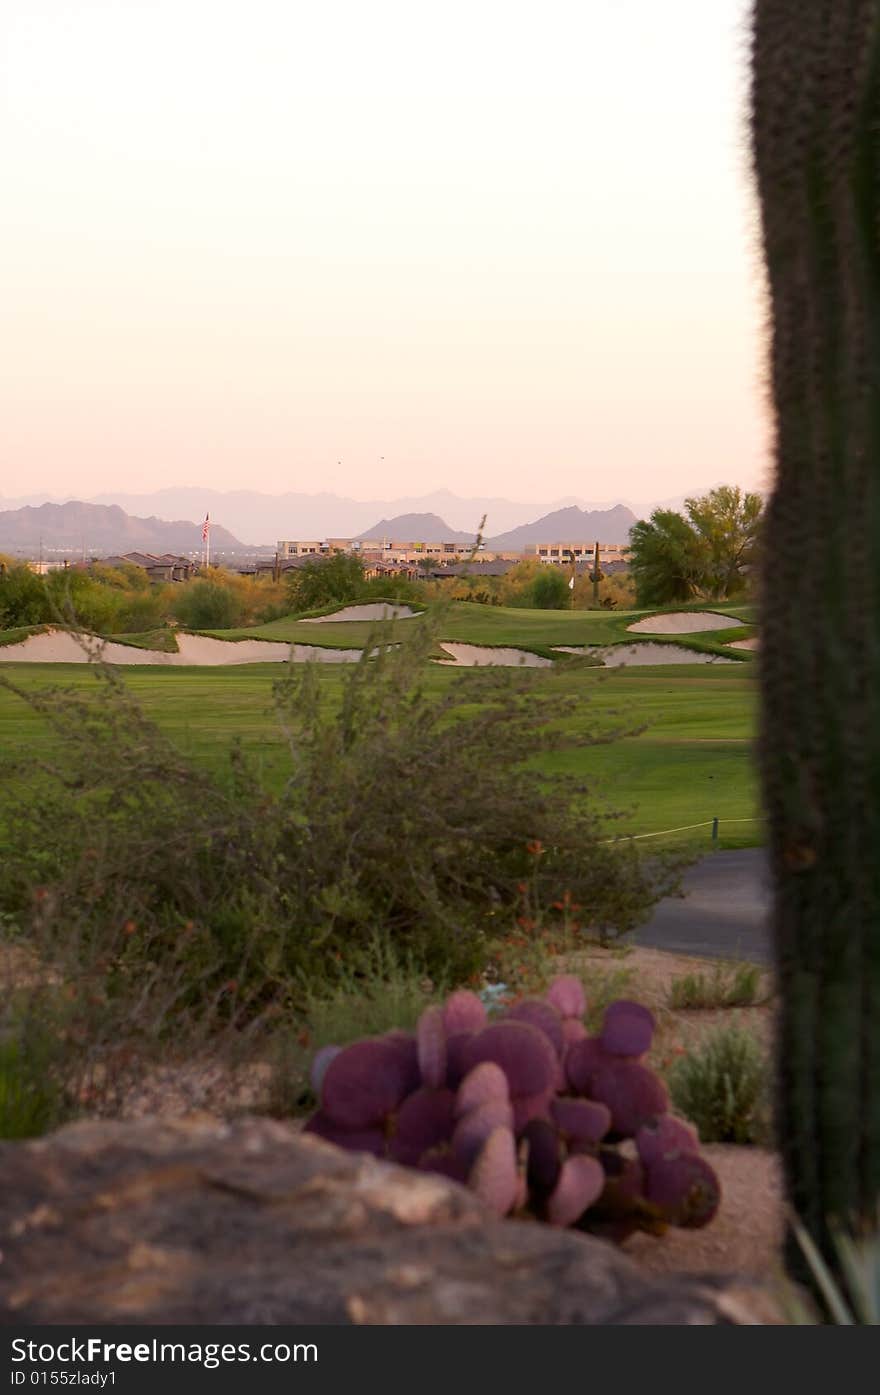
[751,0,880,1285]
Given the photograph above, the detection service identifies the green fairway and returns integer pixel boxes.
[212,598,757,660]
[0,657,760,850]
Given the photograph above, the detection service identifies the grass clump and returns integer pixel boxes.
[668,960,763,1010]
[0,1023,68,1139]
[300,933,445,1049]
[667,1024,771,1145]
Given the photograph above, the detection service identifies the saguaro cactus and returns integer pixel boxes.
[589,542,603,607]
[750,0,880,1281]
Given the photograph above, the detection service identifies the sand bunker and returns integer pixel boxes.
[434,644,554,668]
[727,637,759,651]
[0,629,368,666]
[0,631,180,665]
[301,603,421,623]
[553,643,736,666]
[288,644,366,663]
[627,611,737,634]
[174,635,292,664]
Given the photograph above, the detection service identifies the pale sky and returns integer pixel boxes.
[1,0,771,505]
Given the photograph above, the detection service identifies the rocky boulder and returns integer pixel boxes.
[0,1115,775,1324]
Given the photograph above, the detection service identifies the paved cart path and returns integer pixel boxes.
[634,849,771,965]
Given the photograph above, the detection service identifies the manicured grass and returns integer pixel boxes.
[216,598,756,660]
[0,658,760,848]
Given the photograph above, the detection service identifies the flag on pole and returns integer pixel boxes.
[202,514,210,542]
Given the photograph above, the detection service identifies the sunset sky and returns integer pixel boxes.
[1,0,770,506]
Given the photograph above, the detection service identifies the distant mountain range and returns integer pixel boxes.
[0,484,732,547]
[485,504,637,549]
[358,513,477,545]
[0,501,243,556]
[357,505,637,547]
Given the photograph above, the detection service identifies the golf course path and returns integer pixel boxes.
[633,849,770,964]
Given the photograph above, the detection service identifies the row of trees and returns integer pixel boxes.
[0,559,287,635]
[285,552,638,614]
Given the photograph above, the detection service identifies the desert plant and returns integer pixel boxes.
[530,567,571,610]
[751,0,880,1291]
[785,1207,880,1325]
[300,933,445,1050]
[303,976,722,1238]
[171,578,241,629]
[286,553,366,611]
[668,961,763,1011]
[0,564,52,630]
[667,1024,771,1145]
[0,1022,68,1139]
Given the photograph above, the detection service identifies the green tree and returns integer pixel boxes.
[628,510,706,606]
[286,553,366,612]
[629,487,762,606]
[171,579,240,630]
[0,565,50,630]
[751,0,880,1303]
[686,485,763,600]
[530,567,571,609]
[44,570,122,633]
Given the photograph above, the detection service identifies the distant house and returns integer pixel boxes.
[101,553,195,583]
[236,557,311,578]
[429,559,520,580]
[362,559,420,582]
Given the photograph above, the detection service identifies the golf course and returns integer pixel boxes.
[0,598,761,851]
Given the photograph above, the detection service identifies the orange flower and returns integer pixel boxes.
[122,919,137,936]
[526,840,544,856]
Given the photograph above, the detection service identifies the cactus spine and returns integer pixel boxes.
[750,0,880,1278]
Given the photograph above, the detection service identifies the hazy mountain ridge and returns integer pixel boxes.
[1,484,733,544]
[357,513,477,544]
[0,501,242,555]
[486,504,638,549]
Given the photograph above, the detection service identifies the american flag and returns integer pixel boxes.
[202,514,210,542]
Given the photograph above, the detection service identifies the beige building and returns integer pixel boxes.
[533,542,630,566]
[277,537,515,564]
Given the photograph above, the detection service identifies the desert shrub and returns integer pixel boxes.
[530,567,571,609]
[357,573,427,606]
[0,565,52,630]
[267,933,444,1116]
[668,962,762,1010]
[301,934,445,1049]
[0,1020,68,1139]
[44,571,123,633]
[114,589,168,633]
[667,1024,771,1144]
[171,578,242,629]
[588,571,637,610]
[286,553,366,611]
[498,558,544,606]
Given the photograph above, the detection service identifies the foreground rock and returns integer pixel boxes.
[0,1116,777,1324]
